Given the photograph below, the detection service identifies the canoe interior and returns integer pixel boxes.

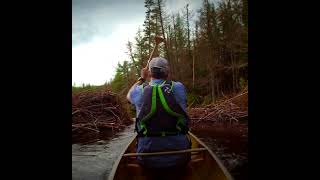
[108,132,233,180]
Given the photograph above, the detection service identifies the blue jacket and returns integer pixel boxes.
[129,79,190,168]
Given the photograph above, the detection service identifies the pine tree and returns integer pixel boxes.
[134,27,148,71]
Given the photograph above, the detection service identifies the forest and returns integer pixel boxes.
[109,0,248,105]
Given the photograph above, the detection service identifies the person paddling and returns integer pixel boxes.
[127,56,191,179]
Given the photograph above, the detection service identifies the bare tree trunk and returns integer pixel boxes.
[210,69,216,103]
[205,0,216,103]
[167,25,175,80]
[192,39,196,90]
[235,63,240,90]
[194,22,199,89]
[148,14,151,56]
[216,75,220,98]
[172,14,181,80]
[186,4,192,63]
[231,49,236,92]
[192,50,195,89]
[157,0,170,60]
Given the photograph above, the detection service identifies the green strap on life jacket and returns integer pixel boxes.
[169,81,174,92]
[157,85,185,132]
[141,81,167,94]
[139,81,185,136]
[140,85,157,135]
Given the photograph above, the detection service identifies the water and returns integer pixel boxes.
[197,137,248,179]
[72,124,135,180]
[192,124,248,180]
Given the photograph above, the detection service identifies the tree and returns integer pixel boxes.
[197,0,219,102]
[134,27,149,71]
[143,0,156,55]
[156,0,170,60]
[110,0,248,105]
[126,41,139,77]
[185,4,192,64]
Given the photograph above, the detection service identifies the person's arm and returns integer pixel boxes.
[172,82,187,112]
[126,68,149,103]
[172,82,189,128]
[126,82,139,103]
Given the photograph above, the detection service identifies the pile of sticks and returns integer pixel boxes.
[72,90,131,144]
[188,90,248,124]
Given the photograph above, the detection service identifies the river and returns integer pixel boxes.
[72,124,135,180]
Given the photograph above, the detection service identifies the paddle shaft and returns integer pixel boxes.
[145,36,164,69]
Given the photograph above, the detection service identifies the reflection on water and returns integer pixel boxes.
[192,124,248,180]
[72,124,135,180]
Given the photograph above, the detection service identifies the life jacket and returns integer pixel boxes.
[135,80,189,137]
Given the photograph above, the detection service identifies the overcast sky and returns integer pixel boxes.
[72,0,202,86]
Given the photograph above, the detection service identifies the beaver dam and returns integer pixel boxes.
[72,90,132,144]
[72,89,248,180]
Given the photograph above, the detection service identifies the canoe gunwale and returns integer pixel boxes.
[188,132,234,180]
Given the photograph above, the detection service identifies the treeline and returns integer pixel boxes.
[109,0,248,105]
[72,84,110,94]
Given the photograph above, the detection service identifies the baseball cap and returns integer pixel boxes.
[148,57,170,74]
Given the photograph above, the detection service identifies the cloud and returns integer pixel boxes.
[72,0,202,46]
[72,0,145,46]
[72,21,144,85]
[165,0,202,14]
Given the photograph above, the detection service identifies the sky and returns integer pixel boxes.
[72,0,202,86]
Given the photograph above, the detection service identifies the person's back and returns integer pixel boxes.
[127,57,191,170]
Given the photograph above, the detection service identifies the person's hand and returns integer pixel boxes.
[141,67,149,79]
[154,36,163,45]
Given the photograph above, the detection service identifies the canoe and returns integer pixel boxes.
[107,132,233,180]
